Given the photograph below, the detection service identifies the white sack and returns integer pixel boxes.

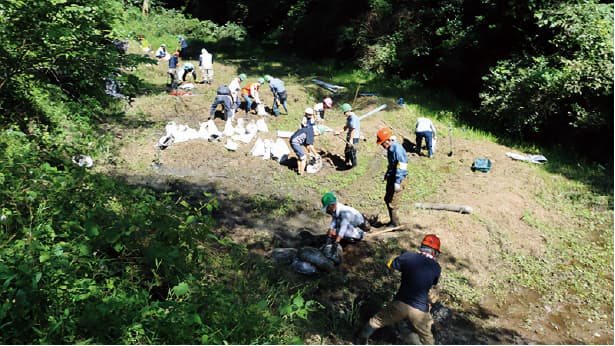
[270,138,291,162]
[251,138,266,157]
[256,118,269,133]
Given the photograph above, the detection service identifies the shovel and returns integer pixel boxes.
[447,123,453,157]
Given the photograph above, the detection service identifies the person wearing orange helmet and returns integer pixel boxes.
[355,234,442,345]
[376,127,408,227]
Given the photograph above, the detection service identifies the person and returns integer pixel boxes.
[167,51,180,85]
[376,127,408,227]
[321,192,370,244]
[155,43,168,60]
[181,62,197,82]
[415,117,437,158]
[341,103,360,169]
[198,48,214,84]
[240,78,264,115]
[313,97,333,121]
[264,74,288,116]
[228,73,247,117]
[355,234,442,345]
[301,107,317,129]
[209,85,233,121]
[177,35,188,57]
[289,126,317,176]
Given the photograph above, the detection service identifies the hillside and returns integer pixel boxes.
[99,49,614,344]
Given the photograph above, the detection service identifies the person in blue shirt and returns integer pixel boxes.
[177,35,188,57]
[181,62,197,82]
[340,103,360,169]
[290,126,316,176]
[355,234,442,345]
[376,127,408,227]
[263,74,288,116]
[209,85,233,121]
[167,51,180,85]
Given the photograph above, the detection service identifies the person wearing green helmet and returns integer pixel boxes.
[321,192,370,244]
[228,73,247,120]
[341,103,361,169]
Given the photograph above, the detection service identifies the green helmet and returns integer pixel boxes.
[321,192,337,209]
[238,73,247,81]
[257,77,265,84]
[264,75,272,82]
[341,103,352,113]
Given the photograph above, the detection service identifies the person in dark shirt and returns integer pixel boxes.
[290,126,316,176]
[356,234,442,344]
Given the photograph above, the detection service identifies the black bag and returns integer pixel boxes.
[216,85,231,95]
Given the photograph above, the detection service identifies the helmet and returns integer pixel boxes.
[257,77,265,84]
[323,97,333,108]
[304,107,314,115]
[161,43,166,47]
[340,103,352,113]
[238,73,247,81]
[376,128,392,145]
[321,192,337,209]
[201,48,207,53]
[264,75,272,82]
[421,234,441,252]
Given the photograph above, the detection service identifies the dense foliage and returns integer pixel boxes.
[165,0,613,162]
[0,1,310,343]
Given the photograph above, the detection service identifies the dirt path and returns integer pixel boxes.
[101,69,612,344]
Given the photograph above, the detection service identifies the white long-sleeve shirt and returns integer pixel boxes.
[329,202,365,240]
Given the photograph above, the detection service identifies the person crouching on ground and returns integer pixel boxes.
[321,192,371,244]
[355,234,442,345]
[290,125,317,176]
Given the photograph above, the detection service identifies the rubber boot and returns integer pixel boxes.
[387,207,400,227]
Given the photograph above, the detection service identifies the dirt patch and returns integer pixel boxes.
[100,62,612,344]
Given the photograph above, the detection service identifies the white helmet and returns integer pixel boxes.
[201,48,207,54]
[304,107,314,115]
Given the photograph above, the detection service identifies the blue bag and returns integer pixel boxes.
[471,158,492,172]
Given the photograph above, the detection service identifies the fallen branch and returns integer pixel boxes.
[365,224,407,238]
[414,203,473,214]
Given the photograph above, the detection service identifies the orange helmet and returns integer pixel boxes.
[421,234,441,252]
[376,128,392,145]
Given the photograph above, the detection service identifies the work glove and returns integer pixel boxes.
[394,183,401,192]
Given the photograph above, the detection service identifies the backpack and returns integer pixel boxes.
[216,85,230,95]
[471,158,492,172]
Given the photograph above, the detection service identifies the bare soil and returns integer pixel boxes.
[101,65,613,344]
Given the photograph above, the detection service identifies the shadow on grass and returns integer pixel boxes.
[110,171,546,345]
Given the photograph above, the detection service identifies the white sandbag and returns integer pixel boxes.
[251,138,266,157]
[246,121,258,135]
[197,122,210,139]
[165,121,179,136]
[172,124,199,143]
[236,118,244,128]
[225,139,238,151]
[72,154,94,168]
[178,83,195,90]
[432,138,437,153]
[234,126,246,135]
[256,103,267,116]
[262,139,273,160]
[256,118,269,133]
[276,130,293,138]
[270,138,290,162]
[205,120,222,137]
[223,121,235,137]
[232,132,255,144]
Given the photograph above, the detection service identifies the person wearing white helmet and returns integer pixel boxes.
[301,107,317,129]
[198,48,214,84]
[155,43,168,60]
[313,96,333,121]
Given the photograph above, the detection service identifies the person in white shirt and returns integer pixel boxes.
[198,48,214,84]
[321,192,371,243]
[155,44,169,60]
[228,73,246,117]
[415,117,437,158]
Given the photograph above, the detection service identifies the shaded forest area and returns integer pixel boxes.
[162,0,613,163]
